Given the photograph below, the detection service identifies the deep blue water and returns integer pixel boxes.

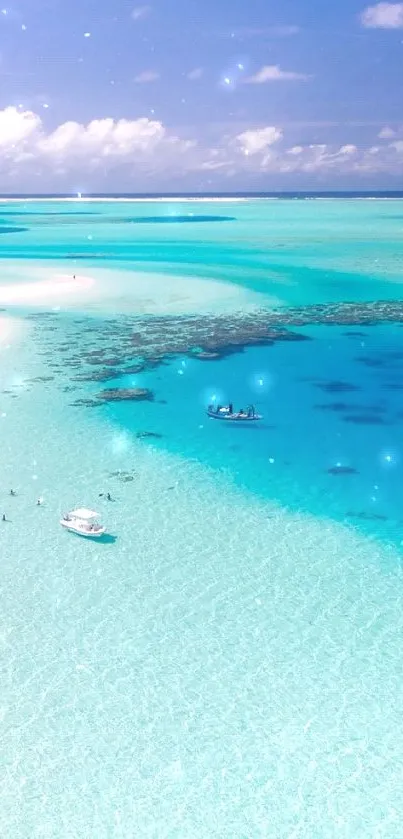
[101,323,403,547]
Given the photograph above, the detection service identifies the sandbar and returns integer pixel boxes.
[0,274,95,306]
[0,265,276,316]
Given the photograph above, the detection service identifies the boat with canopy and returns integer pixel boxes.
[60,508,106,538]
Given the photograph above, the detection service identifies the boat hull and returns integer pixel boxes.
[207,410,262,422]
[60,520,106,538]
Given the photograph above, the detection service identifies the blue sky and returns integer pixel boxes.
[0,0,402,190]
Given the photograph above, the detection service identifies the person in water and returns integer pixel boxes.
[2,514,6,522]
[10,489,16,496]
[228,403,233,414]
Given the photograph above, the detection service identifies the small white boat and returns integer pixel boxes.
[207,404,263,422]
[60,508,106,539]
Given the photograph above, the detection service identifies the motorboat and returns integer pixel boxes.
[60,508,106,539]
[207,404,262,422]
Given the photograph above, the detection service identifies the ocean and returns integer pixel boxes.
[2,196,403,837]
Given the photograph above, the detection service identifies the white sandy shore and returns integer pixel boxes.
[0,274,95,306]
[0,266,277,315]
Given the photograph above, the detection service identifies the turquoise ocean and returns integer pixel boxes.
[2,197,403,837]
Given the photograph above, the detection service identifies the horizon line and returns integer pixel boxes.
[1,190,403,199]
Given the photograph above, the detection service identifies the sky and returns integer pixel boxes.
[0,0,402,191]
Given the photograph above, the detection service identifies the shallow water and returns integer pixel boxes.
[2,198,403,837]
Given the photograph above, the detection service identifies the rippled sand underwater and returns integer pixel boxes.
[2,199,403,837]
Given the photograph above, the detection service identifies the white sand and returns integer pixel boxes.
[0,274,95,306]
[0,265,278,315]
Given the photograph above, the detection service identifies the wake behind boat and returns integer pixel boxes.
[207,403,262,422]
[60,508,106,538]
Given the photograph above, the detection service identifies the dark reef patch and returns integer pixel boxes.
[343,414,389,425]
[327,466,358,475]
[315,402,386,413]
[346,510,388,522]
[73,369,122,383]
[315,381,361,394]
[97,387,154,403]
[354,356,384,368]
[0,226,28,234]
[72,387,154,407]
[267,300,403,327]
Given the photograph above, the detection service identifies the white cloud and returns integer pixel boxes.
[199,160,232,171]
[361,2,403,28]
[0,107,191,178]
[235,126,283,154]
[0,106,41,150]
[131,5,152,21]
[1,106,403,185]
[378,125,396,138]
[257,142,399,174]
[134,70,160,83]
[187,67,204,81]
[339,144,358,155]
[38,117,167,159]
[245,64,309,83]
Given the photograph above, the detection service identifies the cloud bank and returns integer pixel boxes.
[0,106,402,188]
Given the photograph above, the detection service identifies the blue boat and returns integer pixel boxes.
[207,403,262,422]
